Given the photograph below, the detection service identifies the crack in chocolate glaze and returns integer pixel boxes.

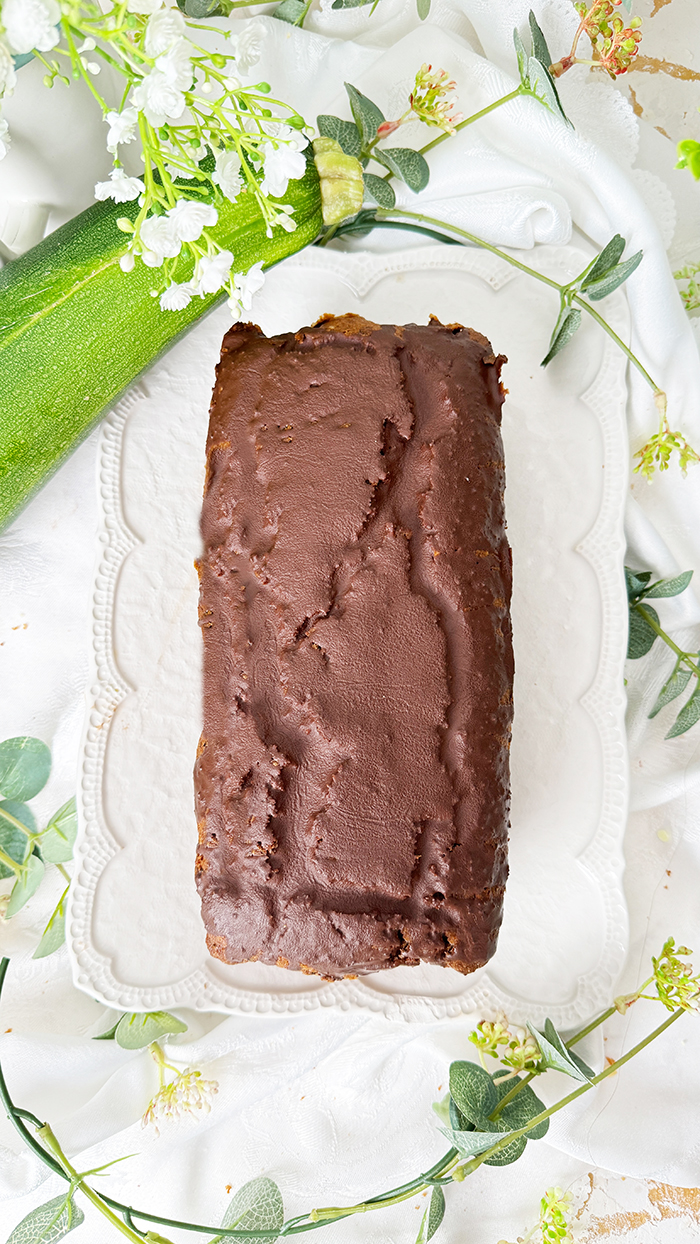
[195,315,512,978]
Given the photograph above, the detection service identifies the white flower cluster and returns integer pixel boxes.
[158,257,265,319]
[2,0,302,321]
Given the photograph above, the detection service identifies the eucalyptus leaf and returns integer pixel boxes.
[0,802,34,880]
[513,28,528,83]
[431,1094,451,1128]
[6,1194,84,1244]
[177,0,223,15]
[317,115,362,159]
[33,885,69,960]
[492,1073,551,1137]
[39,797,78,865]
[415,1185,445,1244]
[373,147,429,192]
[543,1018,595,1078]
[482,1131,527,1166]
[272,0,309,25]
[6,853,44,918]
[541,307,581,366]
[438,1126,509,1160]
[448,1060,497,1127]
[115,1010,187,1049]
[585,252,643,301]
[645,570,694,599]
[0,799,36,835]
[580,234,625,288]
[528,9,551,66]
[345,82,385,147]
[0,737,51,802]
[666,684,700,739]
[212,1177,284,1243]
[625,567,652,599]
[332,0,372,7]
[93,1017,122,1040]
[649,668,693,719]
[363,173,395,208]
[526,57,569,125]
[416,0,431,17]
[628,604,659,659]
[448,1093,471,1132]
[526,1020,592,1084]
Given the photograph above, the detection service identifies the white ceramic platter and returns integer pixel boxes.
[68,243,630,1025]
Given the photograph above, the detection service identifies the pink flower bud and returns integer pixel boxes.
[376,120,401,138]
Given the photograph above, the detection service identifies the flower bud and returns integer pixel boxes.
[116,217,135,232]
[211,53,226,68]
[312,137,364,227]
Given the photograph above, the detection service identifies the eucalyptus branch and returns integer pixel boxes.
[349,206,696,481]
[2,937,699,1243]
[626,569,700,738]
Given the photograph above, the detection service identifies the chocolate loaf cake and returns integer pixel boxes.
[195,314,512,979]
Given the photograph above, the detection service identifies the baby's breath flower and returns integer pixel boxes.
[2,0,60,55]
[229,20,265,74]
[0,117,10,159]
[155,40,194,92]
[0,40,16,96]
[144,6,186,56]
[167,198,217,242]
[120,250,136,272]
[260,125,307,198]
[94,167,145,203]
[139,213,181,266]
[196,248,234,295]
[131,69,186,127]
[227,261,265,320]
[264,204,296,237]
[160,280,195,311]
[105,107,139,153]
[212,148,243,201]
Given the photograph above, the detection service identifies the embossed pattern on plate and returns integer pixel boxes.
[68,244,630,1024]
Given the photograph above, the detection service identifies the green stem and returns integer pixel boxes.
[378,87,524,185]
[456,1008,686,1174]
[419,87,523,157]
[571,291,659,394]
[57,863,71,884]
[566,1005,617,1046]
[0,845,21,876]
[375,208,662,399]
[490,1071,536,1118]
[0,954,688,1241]
[0,806,37,838]
[38,1124,147,1244]
[376,207,563,288]
[635,605,700,679]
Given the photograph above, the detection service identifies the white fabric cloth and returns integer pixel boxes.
[2,1,700,1240]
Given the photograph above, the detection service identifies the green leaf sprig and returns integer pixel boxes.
[1,936,699,1243]
[0,736,77,951]
[323,206,698,481]
[626,567,700,738]
[317,18,572,222]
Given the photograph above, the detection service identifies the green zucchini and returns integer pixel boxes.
[0,160,323,530]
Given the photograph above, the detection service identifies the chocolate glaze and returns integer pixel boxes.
[194,314,512,979]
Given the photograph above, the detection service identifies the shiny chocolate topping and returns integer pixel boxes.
[195,314,512,979]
